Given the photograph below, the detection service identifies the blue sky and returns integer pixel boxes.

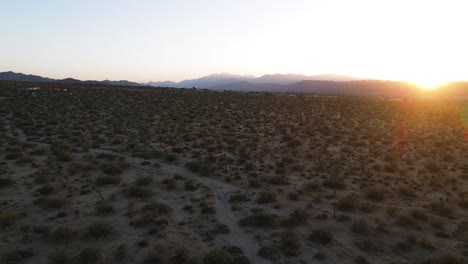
[1,0,467,85]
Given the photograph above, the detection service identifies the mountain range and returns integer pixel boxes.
[0,71,358,89]
[146,73,359,88]
[0,71,141,86]
[1,71,467,97]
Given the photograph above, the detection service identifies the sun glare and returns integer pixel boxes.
[414,81,444,90]
[410,78,448,90]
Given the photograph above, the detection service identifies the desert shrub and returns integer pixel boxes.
[203,249,231,264]
[184,180,197,191]
[309,229,333,244]
[30,147,47,156]
[336,195,358,211]
[248,179,261,188]
[239,209,277,228]
[365,188,385,201]
[456,221,468,234]
[270,176,287,185]
[229,193,250,203]
[256,191,276,204]
[419,254,465,264]
[2,249,23,264]
[230,256,250,264]
[164,153,177,162]
[314,252,326,260]
[287,191,299,201]
[95,201,114,215]
[141,201,172,215]
[138,240,149,248]
[406,235,436,250]
[431,220,444,230]
[33,225,50,235]
[322,178,346,189]
[3,248,34,263]
[399,187,416,197]
[171,247,193,264]
[95,176,120,186]
[37,184,54,195]
[51,141,72,162]
[0,177,14,187]
[162,178,177,189]
[96,153,121,161]
[358,201,376,213]
[395,241,413,252]
[131,211,157,227]
[86,221,113,239]
[50,226,77,243]
[114,244,127,261]
[383,163,398,173]
[136,175,153,185]
[226,246,243,255]
[355,237,378,252]
[100,161,128,175]
[126,185,153,199]
[204,223,230,239]
[201,206,215,214]
[5,152,23,160]
[34,173,50,184]
[143,243,171,263]
[48,251,69,264]
[258,246,277,259]
[410,209,428,221]
[0,213,19,229]
[351,218,369,234]
[425,162,442,173]
[429,202,453,216]
[78,247,105,264]
[186,161,201,172]
[16,154,33,164]
[397,214,420,229]
[280,231,300,257]
[458,198,468,209]
[386,206,398,216]
[186,161,214,176]
[303,181,320,192]
[354,256,370,264]
[33,197,68,209]
[282,208,308,226]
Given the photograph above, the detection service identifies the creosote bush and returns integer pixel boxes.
[50,226,77,243]
[78,247,105,264]
[33,197,68,209]
[126,185,153,199]
[86,221,113,239]
[240,209,277,228]
[0,177,14,187]
[309,229,333,244]
[95,176,120,186]
[0,213,19,229]
[256,191,276,204]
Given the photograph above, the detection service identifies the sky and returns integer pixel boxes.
[1,0,467,86]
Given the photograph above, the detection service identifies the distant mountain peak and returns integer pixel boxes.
[0,71,140,86]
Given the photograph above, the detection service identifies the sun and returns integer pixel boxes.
[410,78,447,90]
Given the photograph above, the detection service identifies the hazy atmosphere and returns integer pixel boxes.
[1,0,467,86]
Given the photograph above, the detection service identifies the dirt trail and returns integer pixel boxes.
[3,115,272,264]
[91,149,270,264]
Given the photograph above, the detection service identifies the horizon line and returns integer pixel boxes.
[2,70,468,85]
